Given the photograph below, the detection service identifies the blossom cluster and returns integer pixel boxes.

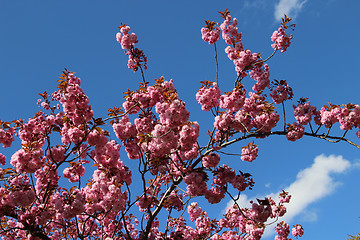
[219,87,246,112]
[286,122,305,141]
[292,224,304,237]
[213,91,280,136]
[116,25,147,71]
[241,142,259,162]
[292,100,360,140]
[0,127,15,148]
[271,27,293,52]
[320,103,360,131]
[220,14,242,45]
[270,79,294,104]
[293,101,319,125]
[250,64,270,92]
[218,13,266,77]
[196,81,221,111]
[201,20,221,44]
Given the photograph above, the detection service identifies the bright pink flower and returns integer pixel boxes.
[220,88,246,112]
[250,64,270,92]
[293,101,318,125]
[155,99,190,128]
[0,128,15,148]
[286,122,305,141]
[87,130,108,147]
[58,73,94,126]
[270,79,293,104]
[241,142,258,162]
[220,15,242,45]
[275,221,290,240]
[292,224,304,237]
[196,82,221,111]
[320,104,341,128]
[232,49,259,77]
[113,115,137,141]
[63,164,85,183]
[116,25,147,71]
[271,27,293,52]
[116,25,138,50]
[202,153,220,168]
[214,112,235,131]
[187,202,203,221]
[184,171,207,196]
[201,26,221,44]
[179,122,199,151]
[10,148,44,173]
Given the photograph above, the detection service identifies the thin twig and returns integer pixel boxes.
[214,42,219,86]
[225,189,252,221]
[139,65,146,84]
[282,101,286,131]
[253,49,277,66]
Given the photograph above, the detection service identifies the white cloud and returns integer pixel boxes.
[274,0,307,21]
[282,154,350,222]
[226,154,351,238]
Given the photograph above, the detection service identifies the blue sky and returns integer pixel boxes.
[1,0,360,239]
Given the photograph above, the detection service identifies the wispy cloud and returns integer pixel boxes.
[226,154,351,238]
[274,0,307,21]
[280,154,350,222]
[242,0,267,9]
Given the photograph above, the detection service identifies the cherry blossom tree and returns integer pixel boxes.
[0,9,359,239]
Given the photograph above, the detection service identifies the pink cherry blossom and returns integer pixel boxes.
[241,142,259,162]
[196,82,221,111]
[286,122,305,141]
[271,27,293,52]
[292,224,304,237]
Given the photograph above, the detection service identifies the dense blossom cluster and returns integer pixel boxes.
[201,20,221,44]
[218,12,264,77]
[1,9,359,240]
[116,25,147,71]
[250,64,270,92]
[220,14,242,45]
[275,221,291,240]
[286,122,305,141]
[270,80,294,104]
[319,103,360,131]
[220,87,246,112]
[293,101,319,126]
[241,142,259,162]
[271,27,293,52]
[292,224,304,237]
[196,82,221,111]
[293,99,360,138]
[0,127,15,148]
